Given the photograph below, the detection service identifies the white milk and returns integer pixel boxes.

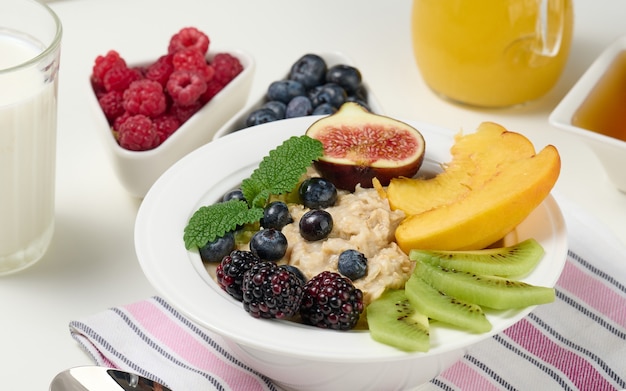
[0,32,57,274]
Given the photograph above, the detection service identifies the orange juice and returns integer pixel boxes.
[411,0,574,107]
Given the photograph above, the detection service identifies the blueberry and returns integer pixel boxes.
[299,209,333,241]
[288,54,327,89]
[312,103,337,116]
[262,100,287,119]
[199,231,236,263]
[337,249,368,280]
[308,83,347,108]
[282,264,307,284]
[245,108,279,127]
[267,80,306,104]
[249,228,288,262]
[222,188,246,203]
[298,177,337,209]
[285,96,313,118]
[326,64,362,94]
[261,201,293,230]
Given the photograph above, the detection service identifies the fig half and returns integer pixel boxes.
[306,102,426,191]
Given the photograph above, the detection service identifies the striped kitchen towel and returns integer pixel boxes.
[69,194,626,390]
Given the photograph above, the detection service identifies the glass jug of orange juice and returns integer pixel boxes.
[411,0,574,108]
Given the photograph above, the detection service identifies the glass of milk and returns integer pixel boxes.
[0,0,62,275]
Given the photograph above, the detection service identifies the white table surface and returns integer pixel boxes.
[2,0,626,389]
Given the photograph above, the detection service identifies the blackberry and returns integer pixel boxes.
[242,262,304,319]
[216,250,261,301]
[300,271,364,330]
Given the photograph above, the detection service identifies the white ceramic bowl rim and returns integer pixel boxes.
[135,116,568,363]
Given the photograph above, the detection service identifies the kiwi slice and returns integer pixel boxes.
[405,274,492,333]
[367,289,430,352]
[414,261,555,310]
[409,238,545,277]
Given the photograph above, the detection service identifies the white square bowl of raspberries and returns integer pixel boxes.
[211,51,383,140]
[90,27,255,198]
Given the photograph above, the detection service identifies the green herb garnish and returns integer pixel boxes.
[183,135,324,250]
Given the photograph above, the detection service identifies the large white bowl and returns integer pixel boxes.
[135,116,568,391]
[549,35,626,192]
[90,49,255,198]
[211,51,383,140]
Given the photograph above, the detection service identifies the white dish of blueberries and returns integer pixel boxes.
[211,52,383,140]
[135,114,567,390]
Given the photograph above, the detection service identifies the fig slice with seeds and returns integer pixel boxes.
[305,102,426,191]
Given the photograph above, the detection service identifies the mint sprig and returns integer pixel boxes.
[183,135,324,250]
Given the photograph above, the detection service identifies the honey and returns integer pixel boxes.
[572,51,626,142]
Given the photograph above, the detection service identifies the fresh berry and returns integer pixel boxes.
[337,249,368,281]
[300,271,364,330]
[123,79,167,117]
[169,101,202,123]
[312,103,337,116]
[299,209,333,241]
[117,114,159,151]
[288,54,327,89]
[145,54,174,88]
[285,96,313,118]
[172,48,214,82]
[283,265,307,284]
[102,65,142,93]
[166,69,208,106]
[245,108,279,127]
[222,188,246,203]
[298,177,337,209]
[211,53,243,86]
[153,114,181,144]
[261,201,293,230]
[92,50,126,92]
[308,83,347,109]
[267,80,306,104]
[249,228,288,262]
[168,27,210,55]
[262,101,287,119]
[200,78,225,104]
[216,250,261,301]
[98,90,125,123]
[242,262,304,319]
[326,64,362,94]
[199,231,236,263]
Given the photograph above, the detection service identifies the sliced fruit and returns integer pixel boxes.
[367,289,430,352]
[395,143,560,251]
[386,122,537,215]
[414,261,556,310]
[408,238,545,277]
[306,102,426,191]
[405,274,492,333]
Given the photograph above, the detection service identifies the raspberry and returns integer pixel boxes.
[300,271,364,330]
[211,53,243,86]
[199,78,225,104]
[169,101,202,123]
[153,114,180,144]
[168,27,210,55]
[166,69,207,106]
[242,262,304,319]
[216,250,261,301]
[117,114,159,151]
[92,50,126,92]
[172,48,214,82]
[145,54,174,88]
[123,79,167,117]
[103,65,142,92]
[113,111,131,132]
[98,90,125,123]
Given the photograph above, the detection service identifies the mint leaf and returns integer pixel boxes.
[184,200,263,250]
[242,135,324,208]
[184,135,324,250]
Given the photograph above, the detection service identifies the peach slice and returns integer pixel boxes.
[386,122,537,215]
[395,143,560,252]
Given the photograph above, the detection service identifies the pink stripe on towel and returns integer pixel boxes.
[124,300,268,391]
